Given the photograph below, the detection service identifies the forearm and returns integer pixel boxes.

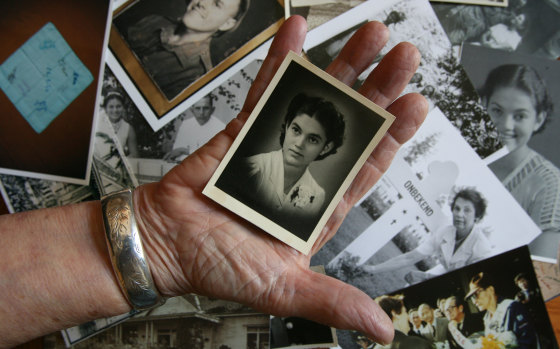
[0,201,129,348]
[363,250,424,273]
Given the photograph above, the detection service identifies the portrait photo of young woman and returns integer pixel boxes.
[205,53,394,253]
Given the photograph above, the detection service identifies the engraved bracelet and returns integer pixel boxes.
[101,188,164,310]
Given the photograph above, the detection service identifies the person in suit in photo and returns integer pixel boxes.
[419,303,449,344]
[374,295,434,349]
[444,296,484,349]
[408,308,431,339]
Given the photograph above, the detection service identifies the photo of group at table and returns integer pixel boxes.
[349,247,557,349]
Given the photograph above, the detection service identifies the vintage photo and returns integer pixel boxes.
[110,0,284,116]
[0,174,96,214]
[269,266,338,349]
[311,108,540,297]
[46,295,270,349]
[336,247,558,349]
[101,59,261,185]
[460,44,560,262]
[304,0,502,159]
[204,52,394,255]
[302,0,366,31]
[432,0,560,59]
[270,315,337,349]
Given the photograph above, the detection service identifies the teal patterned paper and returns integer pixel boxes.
[0,22,93,133]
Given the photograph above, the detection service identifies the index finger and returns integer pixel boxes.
[240,16,307,119]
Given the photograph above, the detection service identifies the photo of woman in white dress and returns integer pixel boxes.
[242,93,345,219]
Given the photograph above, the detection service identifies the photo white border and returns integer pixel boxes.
[203,51,395,255]
[107,37,272,133]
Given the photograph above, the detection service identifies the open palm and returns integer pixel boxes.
[134,16,428,344]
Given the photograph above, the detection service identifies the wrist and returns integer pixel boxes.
[133,183,191,296]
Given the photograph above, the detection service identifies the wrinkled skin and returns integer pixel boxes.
[134,16,428,345]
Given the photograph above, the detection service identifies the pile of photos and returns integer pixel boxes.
[1,0,560,348]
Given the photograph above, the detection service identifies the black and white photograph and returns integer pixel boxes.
[304,0,502,159]
[269,265,338,349]
[311,108,540,297]
[204,51,394,255]
[432,0,560,59]
[338,247,558,349]
[269,316,337,349]
[460,44,560,262]
[110,0,284,115]
[100,59,261,185]
[0,174,96,214]
[46,295,270,349]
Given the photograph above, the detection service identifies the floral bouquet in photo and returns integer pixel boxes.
[478,332,518,349]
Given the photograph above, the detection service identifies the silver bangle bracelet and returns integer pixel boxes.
[101,188,164,310]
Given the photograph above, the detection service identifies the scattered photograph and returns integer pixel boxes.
[101,58,261,185]
[302,0,366,31]
[110,0,284,116]
[91,109,138,195]
[311,108,540,297]
[336,247,558,349]
[46,295,270,349]
[269,266,338,349]
[0,174,97,214]
[270,316,337,349]
[59,312,137,348]
[432,0,560,59]
[204,52,394,255]
[460,44,560,263]
[304,0,502,159]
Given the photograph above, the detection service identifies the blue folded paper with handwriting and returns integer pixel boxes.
[0,22,93,133]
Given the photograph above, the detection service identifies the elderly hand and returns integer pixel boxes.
[135,15,428,345]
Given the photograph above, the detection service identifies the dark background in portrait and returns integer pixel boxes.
[113,0,284,69]
[0,0,111,181]
[460,44,560,166]
[216,61,386,241]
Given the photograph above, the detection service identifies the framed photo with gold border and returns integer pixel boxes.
[110,0,284,118]
[203,52,395,255]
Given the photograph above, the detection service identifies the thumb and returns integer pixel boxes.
[280,268,394,345]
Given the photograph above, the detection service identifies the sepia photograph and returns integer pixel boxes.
[334,247,558,349]
[304,0,502,159]
[460,44,560,262]
[311,108,541,297]
[110,0,284,116]
[204,52,394,255]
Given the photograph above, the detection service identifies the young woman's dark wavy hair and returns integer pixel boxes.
[279,93,345,161]
[481,64,553,134]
